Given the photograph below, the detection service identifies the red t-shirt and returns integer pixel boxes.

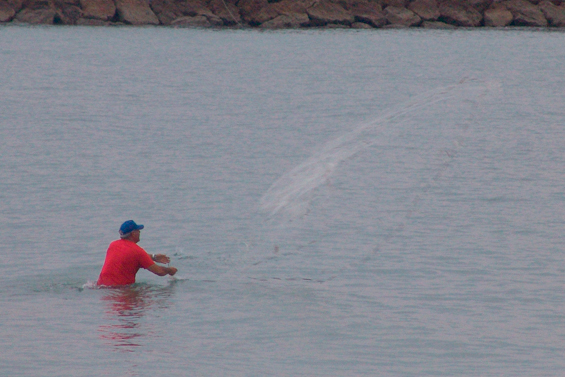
[97,239,155,286]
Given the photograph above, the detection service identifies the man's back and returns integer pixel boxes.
[97,239,154,286]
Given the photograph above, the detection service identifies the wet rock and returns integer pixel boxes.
[484,3,513,26]
[382,0,408,7]
[384,6,421,26]
[307,1,355,26]
[349,2,386,28]
[438,0,483,26]
[79,0,115,21]
[56,4,82,24]
[150,0,212,25]
[250,0,315,26]
[325,22,350,28]
[408,0,440,21]
[171,15,211,27]
[15,7,57,23]
[539,0,565,26]
[0,3,17,22]
[351,21,373,28]
[54,0,81,7]
[11,0,82,24]
[466,0,494,13]
[152,0,223,27]
[242,3,278,25]
[189,8,223,26]
[148,0,179,24]
[76,17,110,25]
[505,0,548,26]
[8,0,24,12]
[18,0,50,14]
[5,0,564,28]
[271,0,316,14]
[186,8,222,26]
[115,0,159,25]
[383,22,409,27]
[207,0,241,26]
[238,0,267,23]
[421,20,457,27]
[259,13,309,28]
[1,0,24,22]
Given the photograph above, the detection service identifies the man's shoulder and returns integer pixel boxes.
[109,239,144,251]
[108,239,128,248]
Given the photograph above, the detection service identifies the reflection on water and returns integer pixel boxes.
[98,283,176,352]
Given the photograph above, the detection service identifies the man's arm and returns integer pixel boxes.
[147,263,178,277]
[150,254,170,264]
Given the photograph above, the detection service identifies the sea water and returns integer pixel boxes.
[1,25,564,376]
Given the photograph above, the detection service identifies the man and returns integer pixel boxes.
[97,220,178,286]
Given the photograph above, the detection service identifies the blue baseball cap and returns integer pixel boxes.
[119,220,144,236]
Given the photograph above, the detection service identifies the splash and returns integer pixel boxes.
[83,280,98,290]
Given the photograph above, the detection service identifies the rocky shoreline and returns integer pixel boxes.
[1,0,565,28]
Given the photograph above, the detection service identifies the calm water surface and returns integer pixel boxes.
[1,26,565,376]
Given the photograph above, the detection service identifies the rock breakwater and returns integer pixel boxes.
[2,0,564,28]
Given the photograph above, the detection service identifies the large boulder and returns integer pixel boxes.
[408,0,440,21]
[76,17,110,25]
[197,10,223,26]
[382,0,408,7]
[271,0,316,14]
[484,3,513,26]
[307,1,355,26]
[351,21,373,28]
[53,0,80,6]
[238,0,268,23]
[80,0,115,21]
[115,0,160,25]
[0,0,24,21]
[422,20,456,28]
[384,5,421,26]
[7,0,24,12]
[13,0,83,24]
[438,0,483,26]
[504,0,548,26]
[150,0,212,25]
[246,0,314,25]
[171,15,212,27]
[349,2,386,27]
[259,13,310,28]
[241,2,278,25]
[0,3,17,21]
[56,4,82,23]
[22,0,51,9]
[466,0,494,13]
[14,7,57,23]
[383,22,409,27]
[539,0,565,26]
[207,0,241,26]
[148,0,178,24]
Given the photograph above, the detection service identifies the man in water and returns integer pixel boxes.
[97,220,178,286]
